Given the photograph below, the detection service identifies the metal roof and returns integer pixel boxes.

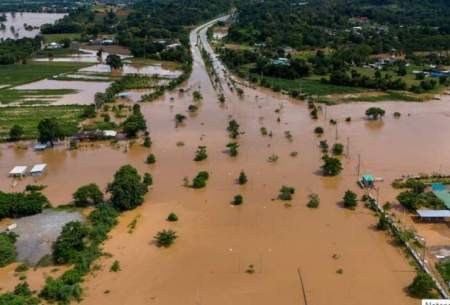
[9,166,27,175]
[30,164,47,173]
[417,210,450,218]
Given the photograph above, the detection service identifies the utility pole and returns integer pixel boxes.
[346,136,350,159]
[357,154,361,177]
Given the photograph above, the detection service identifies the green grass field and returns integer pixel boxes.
[249,73,364,96]
[0,62,91,88]
[42,33,82,42]
[0,105,87,140]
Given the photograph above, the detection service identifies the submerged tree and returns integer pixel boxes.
[154,229,177,247]
[106,54,123,70]
[194,146,208,161]
[321,155,342,176]
[227,142,239,157]
[238,171,248,185]
[227,119,240,139]
[342,190,358,209]
[365,107,385,120]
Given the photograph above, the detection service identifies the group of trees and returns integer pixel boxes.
[0,36,42,64]
[0,190,49,220]
[396,179,445,211]
[229,0,450,53]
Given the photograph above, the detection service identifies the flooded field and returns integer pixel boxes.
[0,12,65,39]
[79,63,182,78]
[1,17,450,305]
[14,79,111,105]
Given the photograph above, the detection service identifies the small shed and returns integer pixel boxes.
[359,174,375,188]
[9,166,27,177]
[30,164,47,176]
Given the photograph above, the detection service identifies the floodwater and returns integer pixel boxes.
[34,49,131,63]
[14,79,111,105]
[79,63,182,78]
[1,16,449,305]
[0,12,65,40]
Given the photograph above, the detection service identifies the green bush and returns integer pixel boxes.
[0,232,18,267]
[407,273,436,299]
[53,221,88,265]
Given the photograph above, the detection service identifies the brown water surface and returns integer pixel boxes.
[1,16,448,305]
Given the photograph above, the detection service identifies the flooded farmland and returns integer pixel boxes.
[14,79,111,106]
[1,17,450,305]
[0,12,65,39]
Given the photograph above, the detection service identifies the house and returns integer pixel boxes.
[271,58,290,66]
[102,130,117,138]
[9,166,27,177]
[101,39,114,45]
[46,42,63,49]
[30,164,47,177]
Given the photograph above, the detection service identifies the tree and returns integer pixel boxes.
[342,190,358,209]
[154,229,177,247]
[332,143,344,156]
[9,124,23,141]
[193,90,203,101]
[108,165,148,211]
[106,54,123,70]
[167,212,178,222]
[146,154,156,164]
[238,171,247,185]
[407,273,436,299]
[314,126,324,136]
[227,119,240,139]
[321,155,342,176]
[194,146,207,161]
[191,171,209,189]
[175,113,187,126]
[0,232,17,267]
[73,183,103,207]
[231,194,243,205]
[307,193,320,208]
[122,111,146,138]
[227,142,239,157]
[53,221,88,264]
[365,107,386,120]
[278,186,295,201]
[143,173,153,187]
[37,118,64,146]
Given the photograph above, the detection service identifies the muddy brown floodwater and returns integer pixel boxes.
[2,16,450,305]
